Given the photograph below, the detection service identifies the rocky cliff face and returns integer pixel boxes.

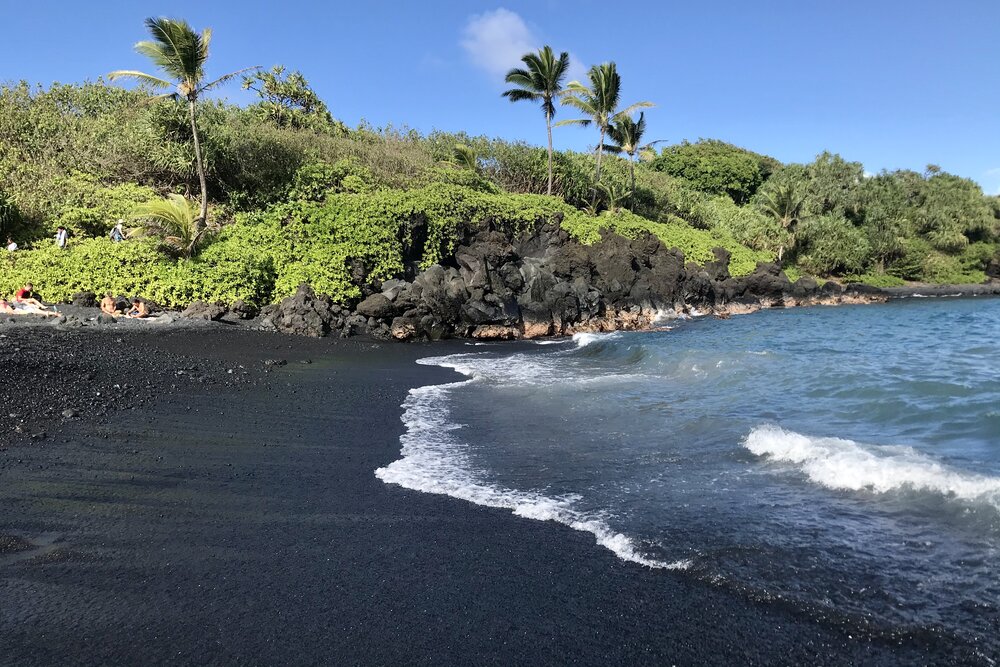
[259,219,877,340]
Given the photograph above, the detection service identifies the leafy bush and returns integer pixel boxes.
[649,140,778,204]
[52,174,158,239]
[796,214,871,274]
[560,208,770,276]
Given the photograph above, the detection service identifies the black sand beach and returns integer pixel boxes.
[0,326,986,665]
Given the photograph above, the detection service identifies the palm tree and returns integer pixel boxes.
[109,18,258,232]
[502,46,570,196]
[602,112,664,199]
[132,194,215,257]
[758,181,807,262]
[451,144,479,171]
[558,62,653,190]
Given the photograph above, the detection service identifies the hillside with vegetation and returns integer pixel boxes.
[1,18,997,309]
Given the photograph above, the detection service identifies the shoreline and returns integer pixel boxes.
[0,324,987,664]
[3,279,998,342]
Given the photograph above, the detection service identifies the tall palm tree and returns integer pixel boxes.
[558,62,653,190]
[502,46,570,196]
[109,18,257,232]
[602,111,664,199]
[759,181,807,261]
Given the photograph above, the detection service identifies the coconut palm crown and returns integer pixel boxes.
[108,18,258,230]
[558,62,653,190]
[502,46,571,196]
[603,112,664,197]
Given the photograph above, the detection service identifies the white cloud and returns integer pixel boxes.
[461,8,536,79]
[460,8,588,85]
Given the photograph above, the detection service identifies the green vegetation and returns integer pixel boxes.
[108,17,258,229]
[1,21,997,309]
[557,62,653,192]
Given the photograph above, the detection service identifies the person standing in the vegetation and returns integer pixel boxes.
[109,220,125,242]
[55,225,68,249]
[5,237,16,252]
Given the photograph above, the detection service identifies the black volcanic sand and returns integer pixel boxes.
[0,327,987,665]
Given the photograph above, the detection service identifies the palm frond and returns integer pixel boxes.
[106,70,173,89]
[452,144,478,170]
[132,194,201,254]
[616,101,655,118]
[200,66,261,93]
[502,89,540,103]
[554,118,591,128]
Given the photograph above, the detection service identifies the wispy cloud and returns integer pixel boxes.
[460,8,588,85]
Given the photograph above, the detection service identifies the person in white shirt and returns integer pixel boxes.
[5,236,16,252]
[55,226,68,249]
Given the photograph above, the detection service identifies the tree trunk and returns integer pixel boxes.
[629,157,636,205]
[188,98,208,232]
[546,111,554,196]
[595,127,605,184]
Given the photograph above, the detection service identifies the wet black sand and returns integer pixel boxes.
[0,327,986,665]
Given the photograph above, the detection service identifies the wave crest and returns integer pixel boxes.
[744,425,1000,510]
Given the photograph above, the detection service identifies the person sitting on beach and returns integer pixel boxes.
[14,283,48,310]
[126,298,149,319]
[5,237,16,252]
[4,292,57,317]
[100,292,121,317]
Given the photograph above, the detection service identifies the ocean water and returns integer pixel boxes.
[377,297,1000,646]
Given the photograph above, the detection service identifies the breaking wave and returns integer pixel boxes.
[744,425,1000,511]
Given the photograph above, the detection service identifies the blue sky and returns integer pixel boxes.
[5,0,1000,192]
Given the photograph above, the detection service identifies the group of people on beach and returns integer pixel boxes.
[0,283,150,319]
[0,284,59,317]
[100,292,149,319]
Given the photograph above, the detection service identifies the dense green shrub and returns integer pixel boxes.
[796,214,871,275]
[52,174,157,239]
[650,140,779,204]
[560,208,770,276]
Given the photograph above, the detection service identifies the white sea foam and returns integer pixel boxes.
[744,425,1000,510]
[375,358,689,570]
[571,332,605,348]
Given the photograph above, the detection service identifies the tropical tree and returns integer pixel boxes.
[242,65,345,133]
[602,111,664,199]
[502,46,570,196]
[758,180,807,261]
[132,193,214,258]
[451,144,479,171]
[109,17,257,232]
[558,62,653,190]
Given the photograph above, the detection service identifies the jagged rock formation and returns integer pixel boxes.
[256,220,878,340]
